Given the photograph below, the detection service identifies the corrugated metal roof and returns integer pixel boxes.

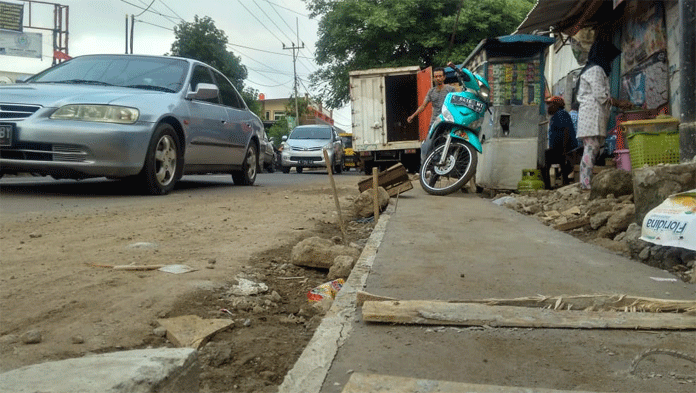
[515,0,601,35]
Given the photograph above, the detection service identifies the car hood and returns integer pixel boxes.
[0,83,174,107]
[287,139,332,149]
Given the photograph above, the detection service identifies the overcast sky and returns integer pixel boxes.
[0,0,351,129]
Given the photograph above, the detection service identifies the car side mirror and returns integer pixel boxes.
[282,135,288,142]
[186,83,219,100]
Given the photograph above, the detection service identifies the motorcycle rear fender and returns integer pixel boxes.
[451,129,482,153]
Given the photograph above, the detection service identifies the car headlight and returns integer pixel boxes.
[441,105,454,122]
[50,105,139,124]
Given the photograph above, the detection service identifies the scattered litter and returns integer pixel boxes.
[158,264,197,274]
[126,242,158,249]
[307,278,345,302]
[650,277,678,282]
[354,217,374,223]
[492,196,516,206]
[230,277,268,296]
[220,309,234,316]
[113,264,164,271]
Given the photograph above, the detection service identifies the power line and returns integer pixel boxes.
[134,19,173,31]
[236,0,286,45]
[226,43,312,60]
[134,0,156,17]
[120,0,179,20]
[262,0,308,18]
[157,0,184,21]
[252,0,294,44]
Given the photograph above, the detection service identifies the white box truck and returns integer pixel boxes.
[349,66,434,173]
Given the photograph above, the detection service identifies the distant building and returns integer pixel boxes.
[259,95,344,132]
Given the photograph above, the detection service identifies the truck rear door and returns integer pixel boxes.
[416,66,433,141]
[351,74,385,149]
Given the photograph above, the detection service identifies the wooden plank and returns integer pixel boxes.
[358,163,409,192]
[361,300,696,330]
[342,373,601,393]
[553,217,590,231]
[385,181,413,197]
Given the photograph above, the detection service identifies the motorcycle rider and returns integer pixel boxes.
[407,67,456,164]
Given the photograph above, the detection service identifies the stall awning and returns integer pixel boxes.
[515,0,608,35]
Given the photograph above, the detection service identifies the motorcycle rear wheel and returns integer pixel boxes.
[419,141,477,195]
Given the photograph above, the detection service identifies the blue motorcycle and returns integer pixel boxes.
[419,62,490,195]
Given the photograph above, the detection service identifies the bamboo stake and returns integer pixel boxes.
[324,149,347,244]
[372,167,379,220]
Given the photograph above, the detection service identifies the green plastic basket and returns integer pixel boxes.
[626,131,680,168]
[622,117,680,168]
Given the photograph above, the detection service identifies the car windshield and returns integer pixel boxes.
[289,127,331,140]
[27,56,189,93]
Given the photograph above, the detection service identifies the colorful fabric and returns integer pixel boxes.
[576,65,611,139]
[579,136,603,189]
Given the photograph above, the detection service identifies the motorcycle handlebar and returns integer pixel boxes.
[447,62,470,82]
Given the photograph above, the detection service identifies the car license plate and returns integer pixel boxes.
[0,124,13,147]
[298,159,312,165]
[450,95,484,113]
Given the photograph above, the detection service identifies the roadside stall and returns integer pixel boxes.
[460,34,554,190]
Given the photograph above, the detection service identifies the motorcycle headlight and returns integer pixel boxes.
[50,105,139,124]
[441,105,454,122]
[477,80,490,102]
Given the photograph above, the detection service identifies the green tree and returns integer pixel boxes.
[169,15,259,114]
[304,0,534,108]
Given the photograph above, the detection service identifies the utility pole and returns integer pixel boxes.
[125,14,134,54]
[283,17,304,126]
[130,14,134,54]
[125,14,128,54]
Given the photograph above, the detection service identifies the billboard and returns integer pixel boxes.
[0,30,42,59]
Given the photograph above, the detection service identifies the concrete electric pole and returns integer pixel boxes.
[283,18,304,126]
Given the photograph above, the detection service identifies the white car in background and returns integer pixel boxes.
[280,125,344,174]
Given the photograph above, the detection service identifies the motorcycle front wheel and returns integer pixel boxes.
[419,141,478,196]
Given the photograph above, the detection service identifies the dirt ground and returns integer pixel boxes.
[0,173,374,392]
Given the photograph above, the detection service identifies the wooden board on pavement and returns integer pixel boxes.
[361,300,696,330]
[358,163,412,196]
[342,373,602,393]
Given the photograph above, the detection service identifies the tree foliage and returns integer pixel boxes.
[169,15,260,115]
[304,0,535,108]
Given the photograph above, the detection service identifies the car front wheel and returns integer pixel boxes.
[138,123,181,195]
[233,143,258,185]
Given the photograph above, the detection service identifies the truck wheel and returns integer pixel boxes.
[282,166,290,174]
[296,166,303,174]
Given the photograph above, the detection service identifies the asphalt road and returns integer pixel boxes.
[0,170,365,215]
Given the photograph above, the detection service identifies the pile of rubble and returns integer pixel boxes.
[491,171,695,283]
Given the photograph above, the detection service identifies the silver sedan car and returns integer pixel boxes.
[0,54,264,195]
[280,125,344,174]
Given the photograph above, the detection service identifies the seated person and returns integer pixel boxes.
[542,96,578,189]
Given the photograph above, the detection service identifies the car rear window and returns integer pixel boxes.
[289,127,331,139]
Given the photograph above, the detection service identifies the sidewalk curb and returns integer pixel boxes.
[278,204,394,393]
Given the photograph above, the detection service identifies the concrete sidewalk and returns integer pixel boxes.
[280,186,696,393]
